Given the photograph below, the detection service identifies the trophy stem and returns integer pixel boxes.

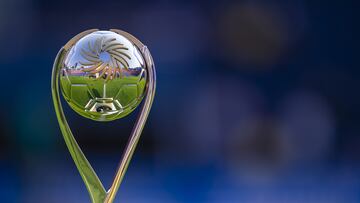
[52,29,156,203]
[104,46,156,203]
[52,48,107,203]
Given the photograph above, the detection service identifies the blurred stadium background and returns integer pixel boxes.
[0,0,358,202]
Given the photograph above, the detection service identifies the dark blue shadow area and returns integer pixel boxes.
[0,0,358,202]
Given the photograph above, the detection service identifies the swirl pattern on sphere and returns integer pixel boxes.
[80,36,132,81]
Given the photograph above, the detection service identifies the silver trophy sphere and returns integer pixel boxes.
[59,30,147,121]
[51,29,156,203]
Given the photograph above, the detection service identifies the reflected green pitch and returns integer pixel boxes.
[60,75,146,121]
[51,29,156,203]
[59,30,148,121]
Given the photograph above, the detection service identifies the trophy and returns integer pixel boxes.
[51,29,156,203]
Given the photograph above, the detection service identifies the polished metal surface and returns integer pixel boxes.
[59,30,147,121]
[52,29,156,203]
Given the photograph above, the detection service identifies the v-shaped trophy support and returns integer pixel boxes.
[51,29,156,203]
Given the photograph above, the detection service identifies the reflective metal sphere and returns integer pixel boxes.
[59,30,147,121]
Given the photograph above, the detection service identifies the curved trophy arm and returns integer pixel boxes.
[104,29,157,203]
[52,29,156,203]
[51,48,107,203]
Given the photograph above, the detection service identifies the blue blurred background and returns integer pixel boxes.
[0,0,358,202]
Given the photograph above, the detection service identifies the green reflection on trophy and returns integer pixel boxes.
[51,29,156,203]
